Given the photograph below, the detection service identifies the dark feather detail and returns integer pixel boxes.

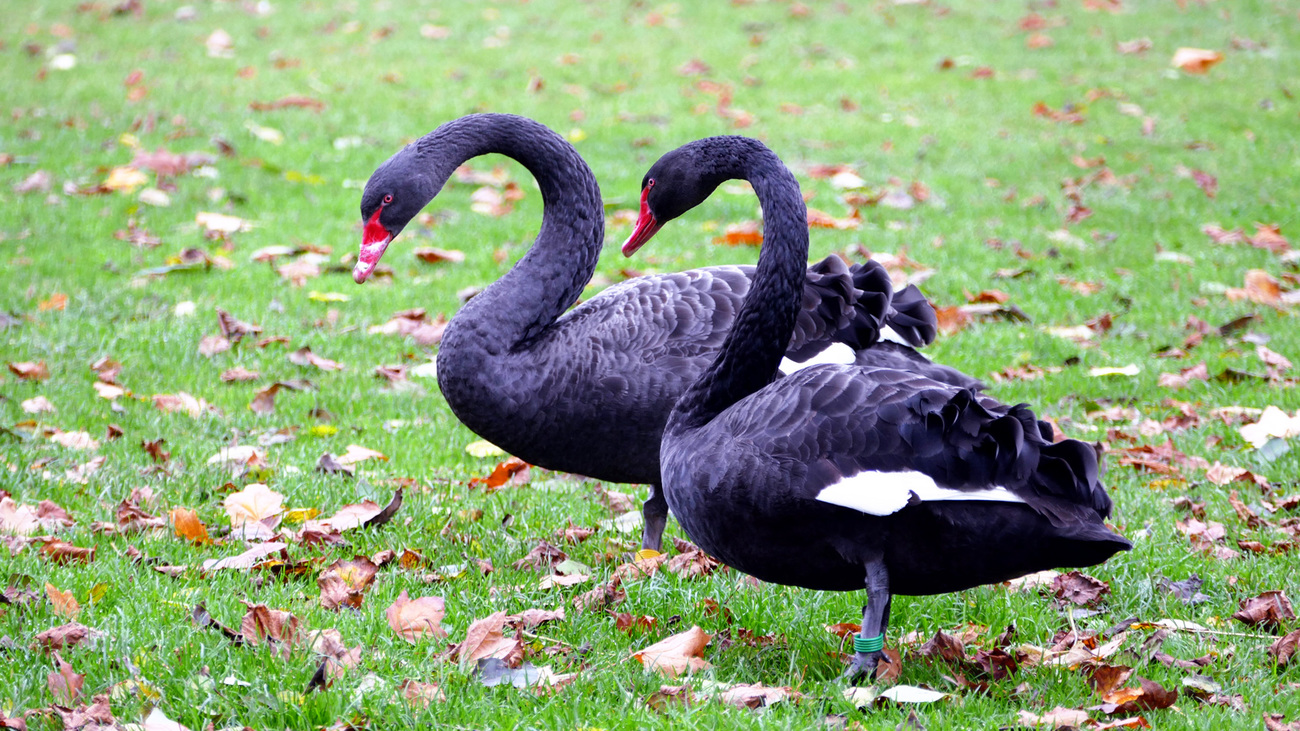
[884,284,939,347]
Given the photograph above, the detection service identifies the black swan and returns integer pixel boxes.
[629,136,1132,680]
[352,113,975,554]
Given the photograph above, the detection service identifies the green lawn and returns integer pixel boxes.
[2,1,1299,728]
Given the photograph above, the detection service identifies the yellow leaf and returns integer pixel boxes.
[103,166,148,192]
[566,128,587,143]
[308,424,339,437]
[308,291,349,302]
[465,439,506,458]
[282,507,320,524]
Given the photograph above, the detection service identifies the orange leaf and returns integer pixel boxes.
[170,508,211,544]
[45,582,81,620]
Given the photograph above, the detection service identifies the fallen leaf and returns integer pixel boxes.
[1171,47,1223,74]
[40,539,95,565]
[386,591,447,642]
[143,707,193,731]
[170,508,211,544]
[1232,590,1295,631]
[456,611,524,668]
[45,582,80,620]
[223,483,284,528]
[33,623,102,651]
[48,651,85,704]
[399,679,446,707]
[1099,676,1177,714]
[239,602,302,647]
[632,626,712,677]
[1017,706,1093,729]
[318,557,378,610]
[1053,571,1111,607]
[200,542,287,572]
[7,361,49,380]
[1268,629,1300,667]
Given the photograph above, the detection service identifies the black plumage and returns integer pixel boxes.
[631,135,1131,680]
[352,114,976,552]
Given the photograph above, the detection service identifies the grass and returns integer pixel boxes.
[2,0,1299,728]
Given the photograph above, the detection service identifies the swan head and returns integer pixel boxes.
[622,141,731,256]
[354,154,428,283]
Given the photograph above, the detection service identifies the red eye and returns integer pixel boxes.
[646,179,655,190]
[383,194,393,204]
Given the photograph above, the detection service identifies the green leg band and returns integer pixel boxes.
[854,633,885,653]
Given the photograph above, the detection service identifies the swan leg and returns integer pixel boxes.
[841,559,892,683]
[640,484,669,553]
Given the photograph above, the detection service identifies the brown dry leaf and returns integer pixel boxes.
[170,508,211,544]
[413,247,466,264]
[573,577,626,614]
[288,346,345,372]
[34,623,102,651]
[1232,590,1295,631]
[712,682,802,709]
[632,625,712,677]
[399,679,446,707]
[249,95,326,112]
[1226,269,1283,307]
[456,611,524,668]
[318,557,379,611]
[507,608,566,630]
[934,305,971,336]
[386,590,447,642]
[1100,676,1178,714]
[1158,361,1209,389]
[239,602,302,647]
[45,582,80,620]
[41,539,95,565]
[614,612,658,634]
[1171,47,1223,74]
[152,392,216,417]
[513,541,567,571]
[52,695,116,730]
[1085,663,1134,696]
[223,482,284,529]
[8,361,50,380]
[1268,629,1300,667]
[197,335,230,357]
[1053,571,1111,607]
[221,366,260,382]
[665,540,722,578]
[216,308,262,341]
[48,651,85,704]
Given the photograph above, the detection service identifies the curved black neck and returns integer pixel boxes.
[408,114,603,348]
[668,138,809,432]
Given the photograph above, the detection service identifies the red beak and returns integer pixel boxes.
[621,187,663,256]
[354,208,392,283]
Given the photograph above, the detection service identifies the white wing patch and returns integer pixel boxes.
[814,469,1025,517]
[877,326,933,361]
[779,341,857,375]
